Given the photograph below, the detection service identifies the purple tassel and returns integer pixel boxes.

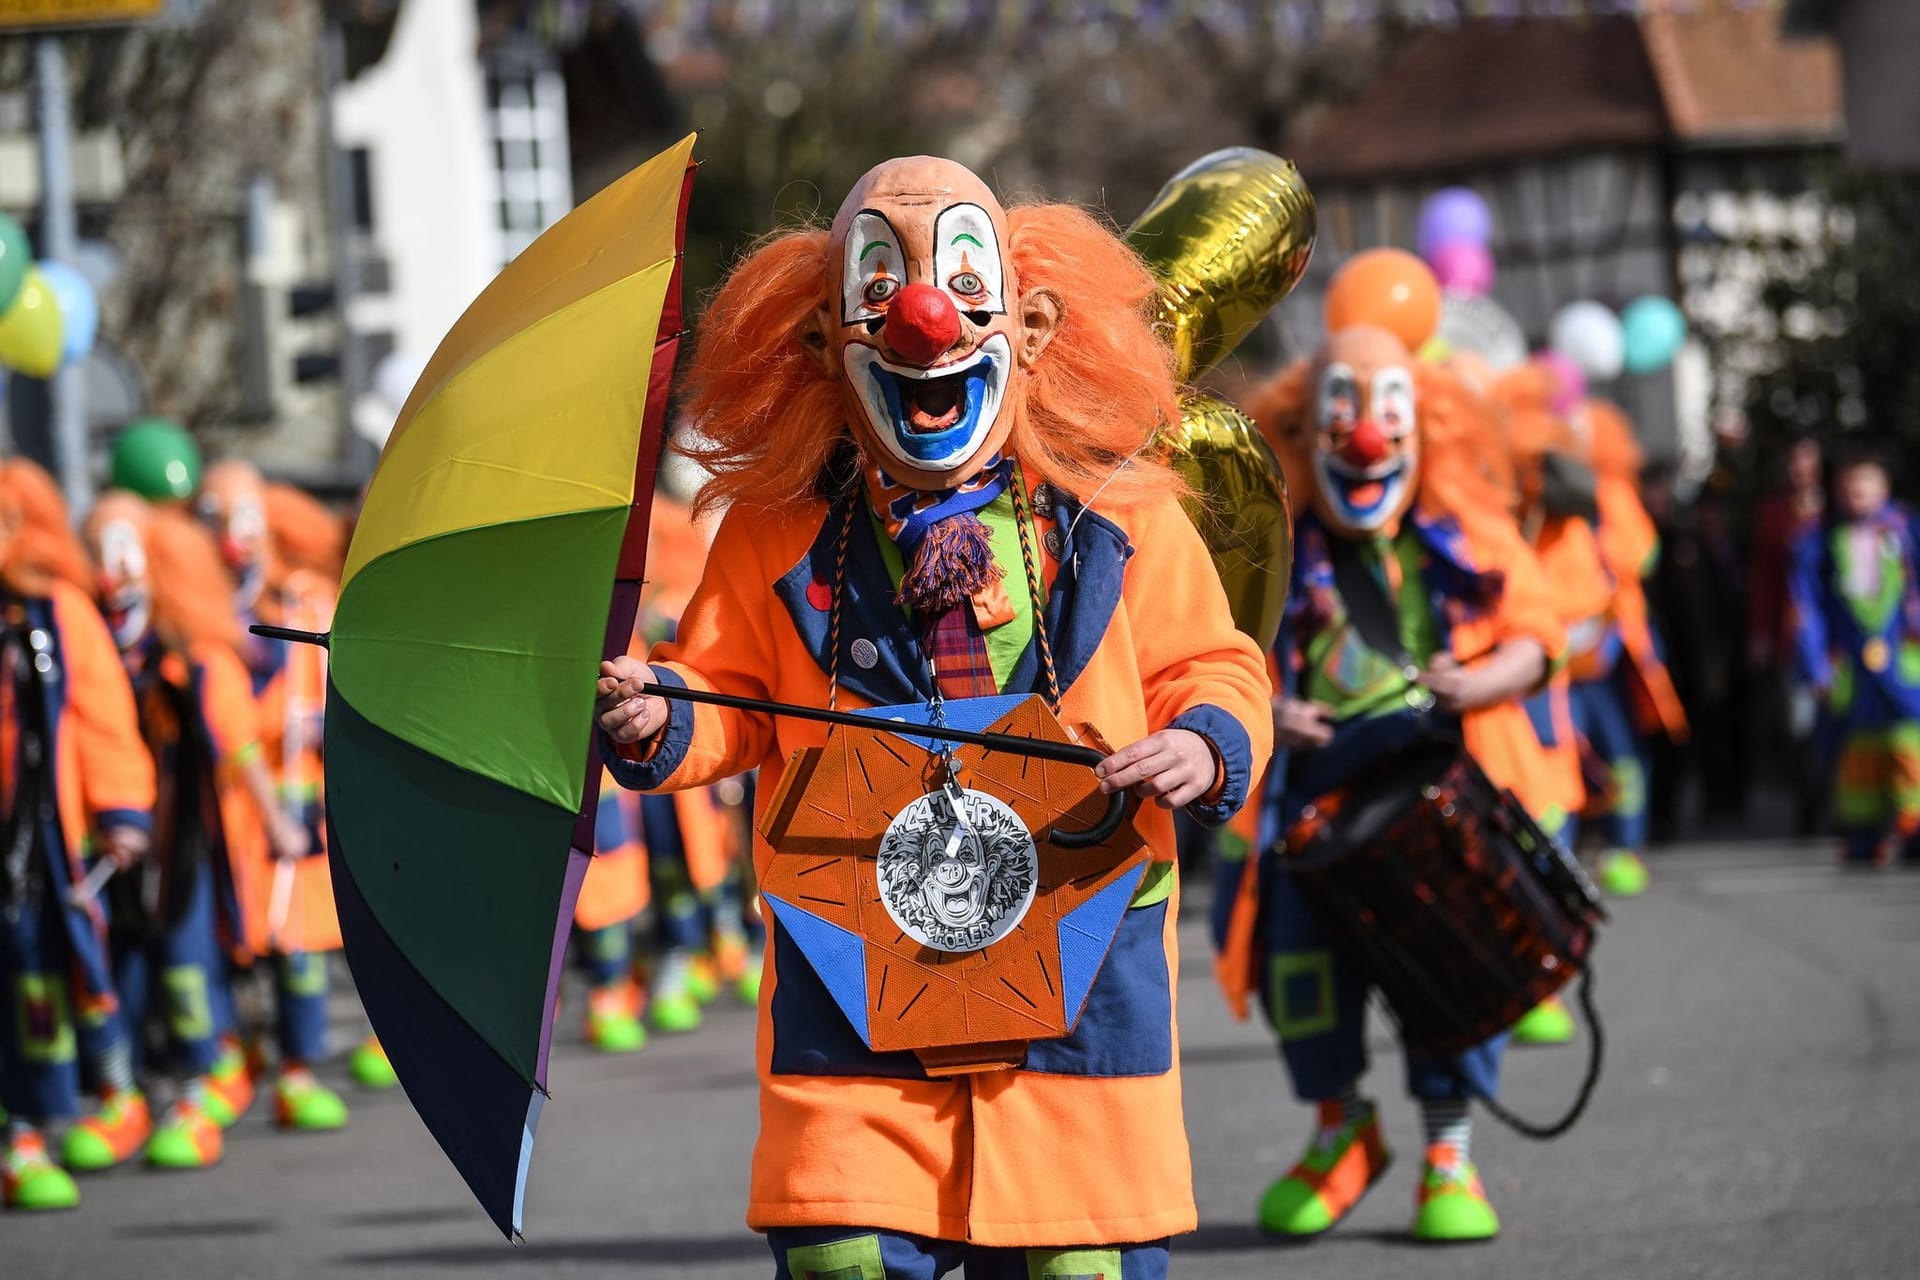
[899,513,1002,614]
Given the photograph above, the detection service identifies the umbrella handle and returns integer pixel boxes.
[1045,791,1129,849]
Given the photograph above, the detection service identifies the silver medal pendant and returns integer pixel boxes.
[877,781,1039,954]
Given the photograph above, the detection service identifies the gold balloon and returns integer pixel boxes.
[1125,147,1316,383]
[1169,392,1292,653]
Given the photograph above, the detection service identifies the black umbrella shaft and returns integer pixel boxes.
[640,682,1106,769]
[250,625,331,650]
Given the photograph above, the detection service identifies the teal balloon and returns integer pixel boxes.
[0,213,28,314]
[36,260,97,365]
[1621,295,1687,374]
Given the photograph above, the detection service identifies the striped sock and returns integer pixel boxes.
[97,1039,136,1093]
[1420,1097,1472,1163]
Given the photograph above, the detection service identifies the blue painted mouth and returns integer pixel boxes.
[1323,459,1408,527]
[867,355,995,465]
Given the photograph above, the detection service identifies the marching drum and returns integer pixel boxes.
[1282,738,1605,1067]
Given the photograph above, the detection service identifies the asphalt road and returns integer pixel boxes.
[10,840,1920,1280]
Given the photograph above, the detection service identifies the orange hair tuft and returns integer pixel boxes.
[264,483,346,582]
[0,459,92,596]
[1000,203,1182,507]
[1241,358,1319,514]
[145,505,245,653]
[1582,398,1644,479]
[680,204,1183,514]
[679,228,847,516]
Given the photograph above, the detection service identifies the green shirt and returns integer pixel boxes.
[1300,527,1439,720]
[869,491,1037,690]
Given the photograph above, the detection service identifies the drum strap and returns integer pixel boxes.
[1328,535,1411,669]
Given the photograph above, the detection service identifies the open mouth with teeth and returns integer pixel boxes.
[1313,450,1411,531]
[846,333,1010,473]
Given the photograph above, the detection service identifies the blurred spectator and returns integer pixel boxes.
[1749,436,1827,833]
[1646,465,1750,838]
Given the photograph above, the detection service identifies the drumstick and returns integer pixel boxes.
[67,858,117,907]
[267,857,297,953]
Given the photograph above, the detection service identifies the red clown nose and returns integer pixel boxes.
[884,283,962,366]
[1341,419,1391,468]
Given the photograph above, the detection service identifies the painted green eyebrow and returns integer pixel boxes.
[859,240,892,261]
[950,232,985,248]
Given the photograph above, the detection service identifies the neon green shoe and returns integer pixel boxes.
[1412,1146,1499,1241]
[687,952,720,1005]
[1512,995,1576,1046]
[735,958,763,1006]
[348,1036,400,1090]
[649,952,705,1033]
[4,1132,79,1211]
[584,980,647,1054]
[59,1088,151,1172]
[144,1100,223,1170]
[649,991,703,1034]
[273,1068,349,1132]
[202,1038,256,1128]
[1258,1101,1392,1238]
[1597,849,1650,897]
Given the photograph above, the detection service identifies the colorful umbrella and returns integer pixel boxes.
[280,134,695,1238]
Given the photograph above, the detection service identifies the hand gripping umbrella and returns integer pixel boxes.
[257,135,697,1238]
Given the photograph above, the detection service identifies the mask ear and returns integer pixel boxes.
[801,303,838,377]
[1018,287,1063,369]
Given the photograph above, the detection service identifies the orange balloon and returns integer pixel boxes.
[1324,248,1441,351]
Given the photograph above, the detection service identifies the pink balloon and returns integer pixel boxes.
[1427,240,1495,297]
[1535,350,1587,417]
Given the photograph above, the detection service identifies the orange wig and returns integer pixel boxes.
[0,459,92,596]
[145,505,246,653]
[264,483,347,582]
[680,204,1183,514]
[1581,398,1645,480]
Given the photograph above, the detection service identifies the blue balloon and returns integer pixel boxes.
[1417,187,1494,258]
[1621,295,1687,375]
[36,259,98,366]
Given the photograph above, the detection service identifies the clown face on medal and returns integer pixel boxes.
[1309,327,1421,537]
[807,157,1061,492]
[877,782,1039,954]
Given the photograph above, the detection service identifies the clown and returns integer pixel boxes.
[1495,371,1687,898]
[593,156,1270,1277]
[195,462,379,1123]
[1219,318,1564,1244]
[70,493,306,1171]
[0,461,154,1212]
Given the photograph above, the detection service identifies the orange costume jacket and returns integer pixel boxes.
[4,582,156,1011]
[236,570,342,956]
[605,488,1271,1246]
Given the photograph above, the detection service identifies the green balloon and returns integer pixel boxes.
[0,213,29,315]
[110,418,203,501]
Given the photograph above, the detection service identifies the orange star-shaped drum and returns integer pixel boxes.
[758,694,1151,1074]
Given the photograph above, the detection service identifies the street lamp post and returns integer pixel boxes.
[33,35,90,515]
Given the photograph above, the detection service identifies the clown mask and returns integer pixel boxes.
[197,460,268,613]
[808,156,1061,491]
[1309,326,1421,537]
[85,493,154,652]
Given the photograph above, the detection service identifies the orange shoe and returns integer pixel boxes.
[202,1038,256,1128]
[713,932,751,985]
[58,1088,152,1173]
[145,1100,223,1170]
[1258,1100,1393,1238]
